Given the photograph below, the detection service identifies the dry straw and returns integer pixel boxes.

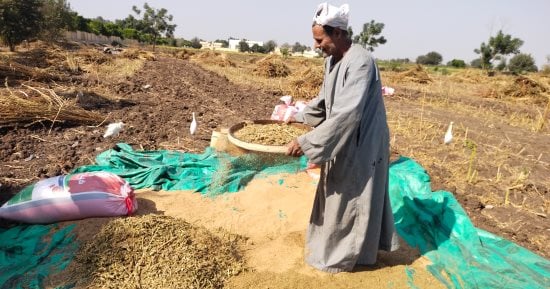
[120,49,157,61]
[253,55,291,78]
[393,65,433,84]
[0,84,104,129]
[503,76,548,102]
[193,50,236,67]
[287,66,323,100]
[0,61,63,82]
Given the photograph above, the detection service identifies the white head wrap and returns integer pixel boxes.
[313,2,349,30]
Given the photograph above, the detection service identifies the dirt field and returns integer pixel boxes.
[1,42,548,287]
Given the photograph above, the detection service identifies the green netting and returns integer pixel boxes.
[389,157,550,289]
[73,143,308,196]
[0,224,77,289]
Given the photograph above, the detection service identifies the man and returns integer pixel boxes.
[286,2,399,273]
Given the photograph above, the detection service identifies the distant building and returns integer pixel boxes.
[299,49,320,58]
[199,41,224,50]
[228,39,264,51]
[274,48,320,58]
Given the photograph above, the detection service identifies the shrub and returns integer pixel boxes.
[416,51,443,65]
[447,59,466,68]
[508,53,538,74]
[470,58,483,68]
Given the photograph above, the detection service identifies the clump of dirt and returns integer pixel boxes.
[66,214,246,289]
[287,66,323,100]
[234,123,309,146]
[193,50,236,67]
[394,65,432,83]
[253,56,290,78]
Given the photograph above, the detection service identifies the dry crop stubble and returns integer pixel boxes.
[0,85,104,128]
[193,54,287,96]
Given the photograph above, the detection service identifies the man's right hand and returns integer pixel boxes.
[286,138,303,157]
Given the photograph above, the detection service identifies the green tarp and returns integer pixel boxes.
[73,143,308,196]
[389,157,550,289]
[1,145,548,288]
[0,224,77,289]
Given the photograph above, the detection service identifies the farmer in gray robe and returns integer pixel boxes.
[286,2,399,273]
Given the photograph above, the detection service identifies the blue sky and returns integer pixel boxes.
[68,0,549,67]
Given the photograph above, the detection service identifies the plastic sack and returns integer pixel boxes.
[270,95,307,122]
[382,86,395,96]
[0,171,137,224]
[270,104,290,121]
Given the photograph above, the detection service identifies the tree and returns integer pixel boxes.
[214,39,229,48]
[70,14,89,32]
[87,17,108,36]
[0,0,42,51]
[121,28,139,40]
[353,20,386,52]
[117,15,145,33]
[263,40,277,53]
[131,3,176,50]
[279,43,291,57]
[416,51,443,65]
[347,26,354,40]
[474,30,523,69]
[250,43,266,53]
[541,55,550,75]
[39,0,74,41]
[179,39,192,47]
[238,39,249,53]
[190,37,202,49]
[292,42,306,53]
[447,59,466,68]
[508,53,538,74]
[470,58,482,68]
[496,58,507,71]
[104,22,122,37]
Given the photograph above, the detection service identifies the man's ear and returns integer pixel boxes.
[334,28,344,40]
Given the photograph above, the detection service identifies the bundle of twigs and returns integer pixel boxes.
[0,84,104,129]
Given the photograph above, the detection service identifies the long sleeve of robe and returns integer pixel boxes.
[296,44,399,273]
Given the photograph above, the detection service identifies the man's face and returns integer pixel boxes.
[312,25,337,58]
